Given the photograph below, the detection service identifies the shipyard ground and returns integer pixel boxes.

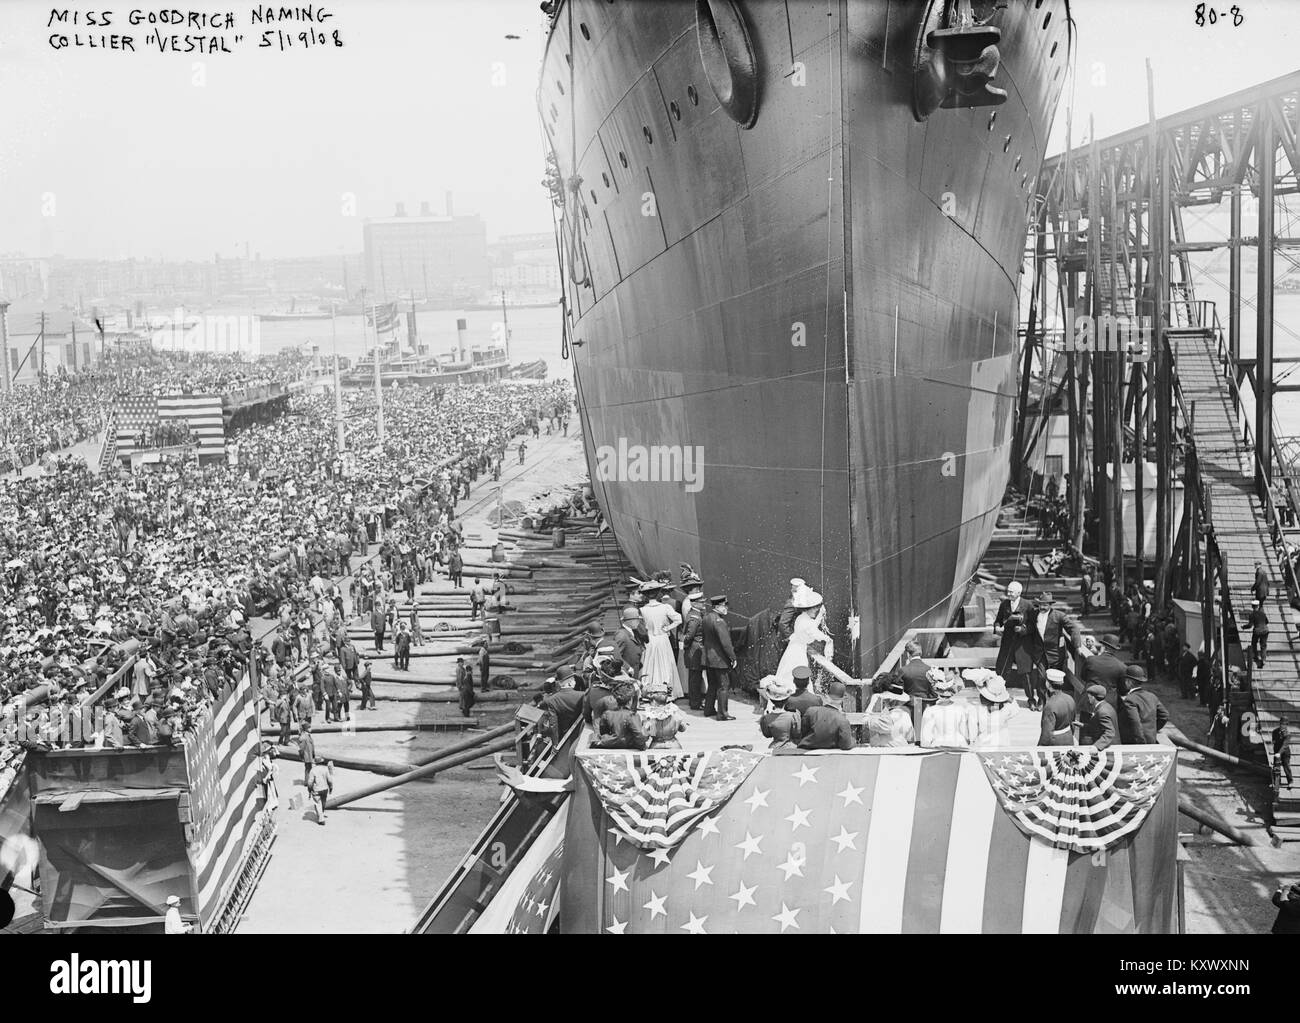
[239,426,592,933]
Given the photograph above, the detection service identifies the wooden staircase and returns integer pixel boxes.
[1169,325,1300,822]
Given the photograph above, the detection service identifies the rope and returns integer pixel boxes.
[817,0,835,596]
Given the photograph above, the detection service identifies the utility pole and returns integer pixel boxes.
[39,312,46,381]
[0,299,11,396]
[500,288,512,363]
[363,289,386,444]
[331,305,346,453]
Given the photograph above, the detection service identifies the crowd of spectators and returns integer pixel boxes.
[0,375,571,788]
[0,349,316,475]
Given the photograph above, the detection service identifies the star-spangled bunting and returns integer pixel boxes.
[504,838,565,934]
[979,747,1175,853]
[562,752,1181,934]
[578,748,763,850]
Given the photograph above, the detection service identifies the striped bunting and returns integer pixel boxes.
[182,674,264,924]
[577,748,763,850]
[559,749,1178,934]
[979,747,1175,854]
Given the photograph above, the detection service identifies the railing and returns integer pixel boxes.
[1166,299,1299,685]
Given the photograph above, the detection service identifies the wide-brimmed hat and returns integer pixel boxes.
[976,674,1012,704]
[762,675,796,701]
[791,589,822,610]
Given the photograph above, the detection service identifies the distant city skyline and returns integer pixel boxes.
[2,1,1296,262]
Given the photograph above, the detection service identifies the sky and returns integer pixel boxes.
[0,0,1296,262]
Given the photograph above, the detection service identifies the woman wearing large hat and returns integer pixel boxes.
[864,677,915,747]
[639,581,684,701]
[774,588,834,687]
[964,668,1019,748]
[919,668,972,748]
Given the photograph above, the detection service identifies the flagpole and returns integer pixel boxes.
[331,305,345,453]
[367,289,385,444]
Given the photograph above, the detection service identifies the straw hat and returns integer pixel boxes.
[762,675,797,701]
[976,674,1012,704]
[791,589,823,610]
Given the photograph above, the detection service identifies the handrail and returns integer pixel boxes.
[1169,301,1300,687]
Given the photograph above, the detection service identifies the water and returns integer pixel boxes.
[253,305,572,379]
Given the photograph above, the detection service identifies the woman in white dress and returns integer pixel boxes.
[640,585,684,699]
[776,589,834,684]
[919,670,972,748]
[965,670,1019,748]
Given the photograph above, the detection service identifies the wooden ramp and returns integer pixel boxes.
[1170,326,1300,820]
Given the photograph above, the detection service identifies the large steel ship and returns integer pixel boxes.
[540,0,1070,672]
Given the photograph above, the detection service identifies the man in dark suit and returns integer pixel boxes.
[798,680,855,750]
[1038,668,1077,746]
[1273,716,1293,786]
[701,595,736,721]
[1253,561,1271,603]
[540,666,585,738]
[370,604,387,653]
[1082,633,1128,692]
[1243,600,1269,668]
[993,580,1029,678]
[680,585,706,709]
[785,665,821,719]
[775,578,806,648]
[394,622,412,671]
[1117,665,1169,744]
[456,657,476,718]
[611,606,646,680]
[1078,684,1119,750]
[1023,592,1082,711]
[899,640,936,737]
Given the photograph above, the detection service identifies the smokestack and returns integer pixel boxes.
[395,202,407,217]
[420,201,431,217]
[445,191,454,218]
[456,317,468,362]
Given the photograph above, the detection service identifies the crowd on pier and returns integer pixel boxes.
[0,370,571,795]
[0,350,316,475]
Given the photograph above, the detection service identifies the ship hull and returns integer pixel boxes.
[541,0,1068,672]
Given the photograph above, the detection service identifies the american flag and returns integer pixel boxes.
[560,749,1180,934]
[114,393,226,458]
[183,675,263,924]
[980,748,1175,854]
[581,748,763,850]
[365,302,398,334]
